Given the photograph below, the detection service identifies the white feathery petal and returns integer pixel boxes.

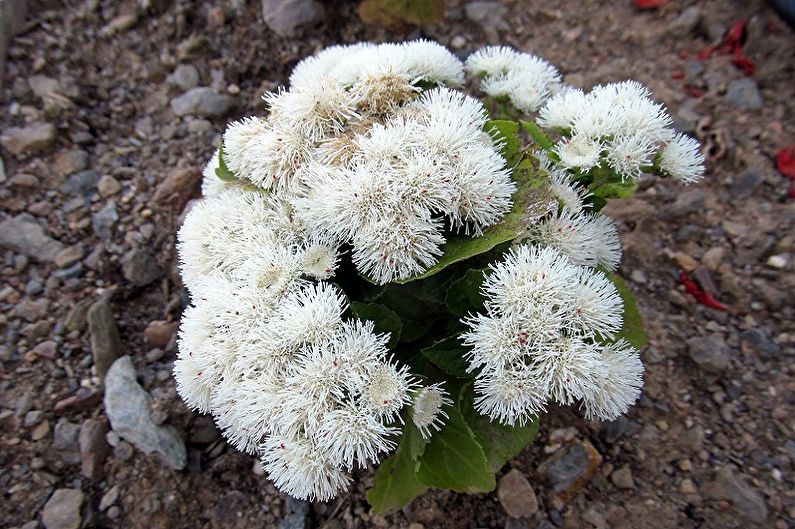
[473,365,548,426]
[605,133,656,181]
[591,214,622,270]
[411,384,452,439]
[316,403,398,469]
[537,88,588,130]
[581,340,644,421]
[659,133,706,184]
[267,81,361,141]
[534,208,602,267]
[566,268,623,340]
[465,46,521,76]
[532,335,602,406]
[299,237,340,280]
[260,435,351,501]
[553,134,603,172]
[360,359,415,422]
[400,39,465,85]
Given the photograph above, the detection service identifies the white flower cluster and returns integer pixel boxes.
[462,245,643,426]
[175,188,449,501]
[219,40,516,284]
[538,81,706,183]
[465,46,563,113]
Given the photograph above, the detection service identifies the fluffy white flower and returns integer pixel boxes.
[605,134,656,181]
[581,339,643,421]
[400,39,465,86]
[659,133,706,184]
[546,162,590,212]
[299,237,340,280]
[411,384,452,439]
[553,134,603,172]
[261,435,351,501]
[465,46,520,77]
[537,88,588,131]
[267,82,361,141]
[360,360,416,422]
[461,244,641,425]
[317,404,398,469]
[590,214,622,271]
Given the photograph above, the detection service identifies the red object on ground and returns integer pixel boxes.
[671,70,685,80]
[679,272,729,311]
[683,86,705,98]
[788,187,795,199]
[634,0,668,9]
[776,145,795,179]
[696,19,756,76]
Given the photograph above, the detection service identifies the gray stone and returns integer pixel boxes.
[538,439,602,503]
[79,418,110,481]
[92,201,118,241]
[725,78,762,110]
[169,64,199,91]
[601,416,639,443]
[54,244,84,268]
[740,328,780,357]
[104,356,186,469]
[97,175,121,197]
[0,214,64,261]
[705,466,768,524]
[52,419,80,451]
[280,495,310,529]
[610,464,635,489]
[0,122,56,156]
[498,468,538,518]
[87,299,123,382]
[170,87,234,117]
[731,168,765,198]
[53,149,89,177]
[41,488,84,529]
[664,188,706,218]
[261,0,324,37]
[120,249,162,287]
[465,1,509,31]
[665,5,702,37]
[686,336,731,373]
[62,169,100,196]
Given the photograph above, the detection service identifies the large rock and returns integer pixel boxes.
[280,495,310,529]
[87,298,123,381]
[170,87,234,117]
[261,0,324,37]
[153,167,201,211]
[0,121,56,156]
[538,439,603,505]
[686,336,730,373]
[0,213,64,261]
[41,488,84,529]
[79,418,110,481]
[705,466,768,524]
[104,356,186,469]
[498,468,538,518]
[120,248,163,287]
[92,201,119,241]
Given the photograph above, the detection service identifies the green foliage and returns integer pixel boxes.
[215,141,242,183]
[367,423,428,513]
[486,119,522,164]
[520,119,554,151]
[459,385,539,472]
[421,336,470,378]
[591,180,637,199]
[351,302,403,348]
[603,269,648,349]
[445,268,487,317]
[416,406,495,492]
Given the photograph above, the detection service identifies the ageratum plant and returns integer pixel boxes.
[174,41,705,510]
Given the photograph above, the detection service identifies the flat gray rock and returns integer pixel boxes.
[41,488,84,529]
[104,356,186,470]
[0,213,64,261]
[170,87,234,117]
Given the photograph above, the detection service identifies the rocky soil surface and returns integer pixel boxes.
[1,1,794,528]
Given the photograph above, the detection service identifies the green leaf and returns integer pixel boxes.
[459,385,539,472]
[420,336,470,378]
[351,302,402,348]
[215,140,242,183]
[397,156,554,284]
[603,269,648,349]
[416,406,495,492]
[591,181,637,199]
[486,119,521,163]
[367,423,428,514]
[446,268,487,317]
[520,119,554,151]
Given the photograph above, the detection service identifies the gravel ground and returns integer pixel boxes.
[1,1,794,528]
